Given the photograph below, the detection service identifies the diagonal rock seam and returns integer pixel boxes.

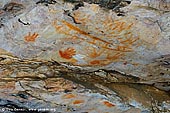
[0,54,169,92]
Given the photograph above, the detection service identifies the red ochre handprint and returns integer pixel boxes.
[24,32,39,42]
[59,47,76,59]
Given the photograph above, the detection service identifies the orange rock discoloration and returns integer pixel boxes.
[0,82,15,90]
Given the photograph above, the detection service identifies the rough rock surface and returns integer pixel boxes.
[0,0,169,113]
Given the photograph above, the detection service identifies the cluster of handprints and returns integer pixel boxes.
[51,10,140,66]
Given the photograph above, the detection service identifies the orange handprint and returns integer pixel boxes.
[59,47,76,59]
[24,32,39,42]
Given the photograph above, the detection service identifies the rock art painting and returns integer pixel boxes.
[60,16,140,64]
[0,0,169,113]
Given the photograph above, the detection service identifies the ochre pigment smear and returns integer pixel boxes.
[73,100,85,104]
[62,94,76,99]
[103,101,115,107]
